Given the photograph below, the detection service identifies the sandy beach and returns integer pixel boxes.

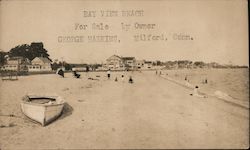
[0,71,249,149]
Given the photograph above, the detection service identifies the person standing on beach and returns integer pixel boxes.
[193,86,199,96]
[204,78,208,84]
[202,78,208,84]
[107,69,111,79]
[190,86,207,98]
[129,76,133,83]
[121,74,125,82]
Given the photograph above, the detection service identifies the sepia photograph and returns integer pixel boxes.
[0,0,249,149]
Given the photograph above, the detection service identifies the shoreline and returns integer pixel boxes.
[159,74,249,109]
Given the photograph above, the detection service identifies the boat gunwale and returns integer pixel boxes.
[22,95,65,106]
[21,101,65,107]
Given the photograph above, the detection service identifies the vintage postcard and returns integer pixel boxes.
[0,0,249,149]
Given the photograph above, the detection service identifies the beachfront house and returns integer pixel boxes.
[122,57,136,70]
[0,56,29,73]
[104,55,137,70]
[72,67,87,72]
[136,60,145,69]
[144,61,153,69]
[105,55,124,70]
[28,57,52,72]
[71,64,88,72]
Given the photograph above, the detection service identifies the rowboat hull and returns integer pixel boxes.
[21,95,65,126]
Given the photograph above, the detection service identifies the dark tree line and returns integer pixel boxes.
[51,61,72,71]
[161,60,247,69]
[0,42,52,64]
[0,51,8,65]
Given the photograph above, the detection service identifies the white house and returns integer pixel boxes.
[72,64,87,72]
[135,60,145,69]
[122,57,136,70]
[28,57,52,72]
[0,56,29,72]
[144,61,153,69]
[105,55,124,70]
[104,55,139,70]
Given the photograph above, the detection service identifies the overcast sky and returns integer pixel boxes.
[0,0,248,65]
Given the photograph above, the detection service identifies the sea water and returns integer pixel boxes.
[163,68,249,102]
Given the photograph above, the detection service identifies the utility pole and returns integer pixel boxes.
[61,57,64,68]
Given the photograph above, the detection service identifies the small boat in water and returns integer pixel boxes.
[21,94,65,126]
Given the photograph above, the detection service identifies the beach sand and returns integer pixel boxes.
[0,71,249,149]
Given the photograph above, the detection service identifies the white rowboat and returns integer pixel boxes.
[21,94,65,126]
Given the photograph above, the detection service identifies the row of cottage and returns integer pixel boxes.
[103,55,154,70]
[0,55,156,72]
[65,55,155,71]
[0,56,52,72]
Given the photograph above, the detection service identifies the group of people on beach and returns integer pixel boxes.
[184,76,208,98]
[156,70,207,98]
[56,68,81,78]
[107,69,133,83]
[190,86,207,98]
[57,68,206,98]
[155,70,162,75]
[56,68,134,83]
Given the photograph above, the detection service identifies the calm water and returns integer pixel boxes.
[162,68,249,102]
